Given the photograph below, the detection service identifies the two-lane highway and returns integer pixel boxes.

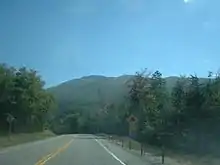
[0,134,148,165]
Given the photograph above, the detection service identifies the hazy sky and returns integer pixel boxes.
[0,0,220,87]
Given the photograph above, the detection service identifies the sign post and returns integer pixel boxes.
[6,113,15,140]
[127,114,138,138]
[127,114,138,150]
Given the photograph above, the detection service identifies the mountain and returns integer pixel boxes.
[48,74,211,117]
[48,75,181,110]
[48,75,132,104]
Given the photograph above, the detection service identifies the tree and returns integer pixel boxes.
[0,63,55,133]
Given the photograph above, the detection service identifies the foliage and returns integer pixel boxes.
[0,63,56,133]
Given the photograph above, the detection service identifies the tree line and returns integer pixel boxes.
[0,63,56,133]
[126,70,220,152]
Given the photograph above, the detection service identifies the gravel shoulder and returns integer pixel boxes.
[0,130,55,149]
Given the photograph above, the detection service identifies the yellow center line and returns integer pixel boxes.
[35,139,74,165]
[34,153,54,165]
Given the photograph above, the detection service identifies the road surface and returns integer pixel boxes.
[0,134,149,165]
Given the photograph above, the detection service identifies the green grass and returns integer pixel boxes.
[0,130,55,149]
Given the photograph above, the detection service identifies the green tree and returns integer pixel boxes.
[0,63,55,133]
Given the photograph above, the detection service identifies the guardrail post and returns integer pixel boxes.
[141,143,143,156]
[129,140,131,150]
[161,145,165,164]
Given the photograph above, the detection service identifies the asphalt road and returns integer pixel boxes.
[0,134,149,165]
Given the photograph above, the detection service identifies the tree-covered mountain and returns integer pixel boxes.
[48,75,209,110]
[48,75,180,108]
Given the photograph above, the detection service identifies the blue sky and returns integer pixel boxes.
[0,0,220,87]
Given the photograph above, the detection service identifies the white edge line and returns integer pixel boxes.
[95,139,126,165]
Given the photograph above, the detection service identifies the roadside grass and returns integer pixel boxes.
[0,130,55,149]
[108,135,220,165]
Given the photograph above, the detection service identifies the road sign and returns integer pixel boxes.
[127,114,138,124]
[6,114,15,123]
[127,114,138,138]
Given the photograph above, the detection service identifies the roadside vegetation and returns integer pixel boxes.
[0,63,56,147]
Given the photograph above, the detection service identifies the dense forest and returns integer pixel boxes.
[0,63,56,133]
[50,69,220,156]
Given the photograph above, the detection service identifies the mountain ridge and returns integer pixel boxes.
[47,75,178,106]
[48,75,181,89]
[47,75,209,112]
